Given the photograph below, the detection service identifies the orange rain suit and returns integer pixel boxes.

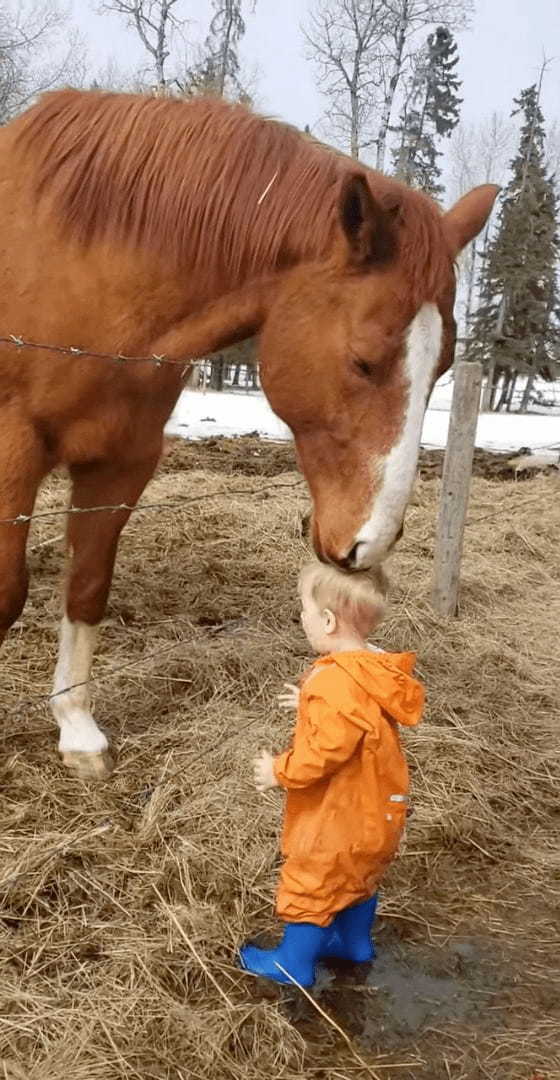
[273,650,424,926]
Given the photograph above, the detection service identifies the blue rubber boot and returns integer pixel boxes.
[239,922,330,986]
[322,895,378,963]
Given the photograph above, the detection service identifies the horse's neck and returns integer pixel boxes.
[150,274,280,362]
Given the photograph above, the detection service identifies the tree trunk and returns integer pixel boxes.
[155,30,166,88]
[232,364,241,387]
[185,363,201,389]
[464,242,476,335]
[480,357,495,411]
[129,1,172,91]
[505,372,517,412]
[496,371,511,412]
[490,367,502,411]
[209,356,225,391]
[349,43,360,160]
[350,89,359,159]
[519,372,536,412]
[408,83,430,181]
[375,0,408,171]
[216,0,235,97]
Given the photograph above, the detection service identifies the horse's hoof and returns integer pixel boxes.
[61,750,114,780]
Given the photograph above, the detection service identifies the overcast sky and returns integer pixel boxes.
[79,0,559,158]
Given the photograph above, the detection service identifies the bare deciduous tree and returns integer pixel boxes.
[304,0,388,159]
[1,0,85,123]
[89,57,137,92]
[305,0,472,168]
[448,113,514,344]
[448,114,514,202]
[373,0,471,170]
[99,0,186,90]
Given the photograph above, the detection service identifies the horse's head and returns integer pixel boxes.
[259,174,498,571]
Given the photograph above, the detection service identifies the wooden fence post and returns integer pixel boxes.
[431,360,482,617]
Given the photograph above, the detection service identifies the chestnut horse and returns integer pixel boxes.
[0,90,498,778]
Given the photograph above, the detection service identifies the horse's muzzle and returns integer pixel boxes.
[330,523,404,572]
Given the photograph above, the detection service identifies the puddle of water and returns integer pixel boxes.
[287,927,506,1053]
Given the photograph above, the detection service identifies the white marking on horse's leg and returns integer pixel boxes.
[51,617,108,754]
[354,302,443,568]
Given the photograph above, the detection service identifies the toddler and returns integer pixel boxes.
[239,561,424,986]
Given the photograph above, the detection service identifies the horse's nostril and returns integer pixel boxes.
[300,510,311,539]
[338,542,362,571]
[347,543,361,568]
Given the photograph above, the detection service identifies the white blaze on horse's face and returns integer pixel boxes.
[350,302,443,570]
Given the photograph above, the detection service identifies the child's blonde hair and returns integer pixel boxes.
[298,562,387,638]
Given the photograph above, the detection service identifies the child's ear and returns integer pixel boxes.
[323,608,337,635]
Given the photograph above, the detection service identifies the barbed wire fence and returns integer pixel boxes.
[0,471,305,818]
[0,333,260,394]
[0,328,303,751]
[0,332,269,527]
[0,480,303,527]
[0,328,557,532]
[1,330,558,740]
[0,333,196,368]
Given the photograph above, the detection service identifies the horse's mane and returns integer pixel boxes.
[14,90,451,301]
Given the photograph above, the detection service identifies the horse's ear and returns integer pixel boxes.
[443,184,500,255]
[338,173,395,267]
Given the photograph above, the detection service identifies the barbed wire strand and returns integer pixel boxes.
[3,461,556,531]
[0,334,194,369]
[1,483,554,722]
[0,616,275,869]
[0,479,303,527]
[0,703,267,892]
[2,331,558,458]
[1,328,558,807]
[2,333,559,434]
[1,617,253,720]
[1,496,557,847]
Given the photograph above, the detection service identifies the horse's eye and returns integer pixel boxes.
[353,356,375,379]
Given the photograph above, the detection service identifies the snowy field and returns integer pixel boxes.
[167,376,560,454]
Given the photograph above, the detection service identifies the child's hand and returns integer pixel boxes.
[254,749,278,793]
[277,682,300,710]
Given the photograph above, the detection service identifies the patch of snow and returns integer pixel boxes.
[167,388,291,442]
[166,379,560,454]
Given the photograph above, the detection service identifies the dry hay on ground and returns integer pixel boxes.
[1,437,559,1080]
[162,432,553,481]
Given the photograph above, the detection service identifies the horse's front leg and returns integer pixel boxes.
[52,452,161,780]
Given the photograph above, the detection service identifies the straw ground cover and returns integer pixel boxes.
[1,436,559,1079]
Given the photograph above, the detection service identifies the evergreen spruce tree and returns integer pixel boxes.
[188,0,247,100]
[467,84,559,411]
[392,26,462,198]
